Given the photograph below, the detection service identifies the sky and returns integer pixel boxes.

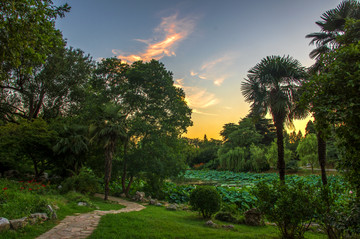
[55,0,341,139]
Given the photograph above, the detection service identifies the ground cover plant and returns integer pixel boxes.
[88,206,327,239]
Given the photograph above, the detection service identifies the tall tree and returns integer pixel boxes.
[305,0,360,186]
[91,59,192,195]
[0,0,70,82]
[89,103,126,200]
[241,55,307,182]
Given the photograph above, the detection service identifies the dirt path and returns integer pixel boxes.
[36,194,145,239]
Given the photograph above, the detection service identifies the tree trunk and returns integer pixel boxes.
[125,175,134,196]
[121,140,128,193]
[104,140,115,201]
[317,131,327,185]
[276,123,285,182]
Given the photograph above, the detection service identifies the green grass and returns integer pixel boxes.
[0,178,124,239]
[89,206,326,239]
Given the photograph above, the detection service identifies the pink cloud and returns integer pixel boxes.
[114,14,195,63]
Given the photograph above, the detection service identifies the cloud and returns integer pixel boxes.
[175,78,219,110]
[192,109,217,116]
[114,14,195,63]
[190,54,234,86]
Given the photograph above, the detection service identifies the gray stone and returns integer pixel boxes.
[10,217,28,230]
[30,213,48,221]
[149,199,157,205]
[166,204,177,211]
[120,193,126,198]
[156,203,162,206]
[47,205,57,219]
[222,224,234,229]
[205,220,217,227]
[0,217,10,232]
[134,191,145,202]
[77,202,87,206]
[244,208,263,226]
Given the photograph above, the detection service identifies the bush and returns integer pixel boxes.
[61,168,101,195]
[253,180,316,239]
[190,186,221,219]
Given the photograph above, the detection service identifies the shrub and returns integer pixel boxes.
[253,180,316,239]
[190,186,221,219]
[61,168,101,195]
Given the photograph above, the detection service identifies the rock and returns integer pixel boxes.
[0,217,10,232]
[47,205,57,219]
[244,208,263,226]
[215,212,237,223]
[156,203,163,206]
[120,193,126,198]
[53,204,60,210]
[10,217,28,230]
[77,202,87,206]
[222,224,234,229]
[3,170,20,178]
[149,199,157,205]
[205,220,217,228]
[134,191,145,202]
[30,213,48,221]
[166,204,177,211]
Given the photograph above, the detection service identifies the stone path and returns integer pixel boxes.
[36,194,145,239]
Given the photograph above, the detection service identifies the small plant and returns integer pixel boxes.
[189,186,221,219]
[253,180,316,239]
[61,167,101,195]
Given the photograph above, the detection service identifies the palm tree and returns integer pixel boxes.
[306,0,360,186]
[90,103,126,200]
[306,0,360,69]
[241,56,307,182]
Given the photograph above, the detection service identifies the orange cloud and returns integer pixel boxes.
[114,14,195,62]
[174,78,219,110]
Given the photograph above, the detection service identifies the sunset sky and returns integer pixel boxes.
[56,0,340,139]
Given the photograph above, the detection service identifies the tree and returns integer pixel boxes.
[0,0,70,82]
[297,134,318,173]
[241,55,307,181]
[306,0,360,65]
[0,119,57,178]
[0,47,94,122]
[91,59,192,195]
[89,103,126,200]
[305,29,360,193]
[304,0,360,186]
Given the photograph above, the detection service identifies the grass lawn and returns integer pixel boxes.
[89,206,327,239]
[1,195,125,239]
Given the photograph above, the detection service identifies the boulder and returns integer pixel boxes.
[134,191,145,202]
[205,220,217,228]
[29,213,48,221]
[77,202,87,206]
[3,170,20,178]
[222,224,234,229]
[47,205,57,219]
[156,203,163,206]
[0,217,10,232]
[166,204,177,211]
[244,208,263,226]
[120,193,126,198]
[10,217,27,230]
[149,199,157,205]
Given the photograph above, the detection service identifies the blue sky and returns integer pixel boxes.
[56,0,340,139]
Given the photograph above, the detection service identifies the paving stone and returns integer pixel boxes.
[36,194,145,239]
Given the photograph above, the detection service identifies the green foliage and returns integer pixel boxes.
[161,182,195,204]
[0,0,70,82]
[249,144,270,172]
[0,119,57,177]
[297,134,318,171]
[253,180,317,239]
[60,168,101,195]
[265,140,293,168]
[190,186,221,219]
